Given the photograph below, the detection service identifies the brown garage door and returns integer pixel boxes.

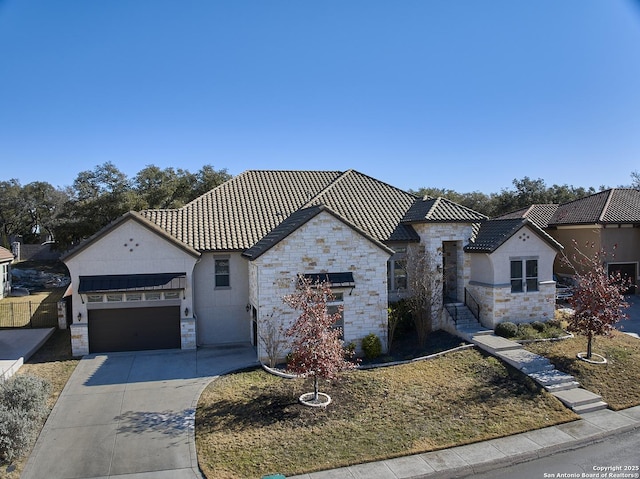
[608,263,637,295]
[88,306,181,353]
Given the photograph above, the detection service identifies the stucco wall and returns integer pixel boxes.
[249,212,391,361]
[468,225,558,329]
[194,252,251,345]
[63,219,199,355]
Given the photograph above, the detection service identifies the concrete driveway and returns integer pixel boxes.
[21,345,258,479]
[619,295,640,338]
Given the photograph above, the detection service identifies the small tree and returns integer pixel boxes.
[563,242,630,360]
[405,244,443,347]
[283,277,356,404]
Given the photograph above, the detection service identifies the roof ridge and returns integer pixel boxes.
[301,169,349,207]
[599,188,616,223]
[437,196,489,219]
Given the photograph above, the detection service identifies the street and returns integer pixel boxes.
[465,428,640,479]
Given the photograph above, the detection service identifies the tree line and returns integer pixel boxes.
[0,162,231,250]
[1,164,638,252]
[411,171,640,218]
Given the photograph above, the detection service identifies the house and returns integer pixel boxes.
[499,188,640,294]
[0,246,14,299]
[61,170,562,359]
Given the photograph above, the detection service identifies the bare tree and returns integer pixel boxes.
[404,244,443,347]
[259,308,288,368]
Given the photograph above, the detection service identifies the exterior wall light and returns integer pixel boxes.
[184,307,189,317]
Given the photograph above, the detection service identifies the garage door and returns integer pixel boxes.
[608,263,637,295]
[88,306,181,353]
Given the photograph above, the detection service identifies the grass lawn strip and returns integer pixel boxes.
[2,329,80,478]
[196,348,577,479]
[525,331,640,411]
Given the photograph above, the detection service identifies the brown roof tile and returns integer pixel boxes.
[549,188,640,225]
[465,218,562,253]
[402,197,487,223]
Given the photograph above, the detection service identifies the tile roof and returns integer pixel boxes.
[242,205,393,260]
[549,188,640,225]
[402,197,487,223]
[497,204,559,228]
[0,246,14,262]
[464,218,562,253]
[141,170,421,251]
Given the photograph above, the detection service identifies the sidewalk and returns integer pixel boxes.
[289,406,640,479]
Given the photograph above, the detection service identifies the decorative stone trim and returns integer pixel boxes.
[299,392,331,407]
[516,332,574,344]
[577,352,607,364]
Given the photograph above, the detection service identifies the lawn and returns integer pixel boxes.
[195,348,577,479]
[525,330,640,411]
[2,329,80,478]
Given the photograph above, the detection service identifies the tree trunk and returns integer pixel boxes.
[587,332,593,359]
[313,376,319,402]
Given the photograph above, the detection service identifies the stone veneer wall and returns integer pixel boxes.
[467,281,556,329]
[70,323,89,356]
[249,212,391,361]
[410,223,475,331]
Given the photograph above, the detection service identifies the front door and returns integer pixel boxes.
[443,241,458,302]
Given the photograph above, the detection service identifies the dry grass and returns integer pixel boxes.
[196,348,577,479]
[526,331,640,410]
[2,329,79,478]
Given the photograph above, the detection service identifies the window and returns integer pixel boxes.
[215,258,230,287]
[106,293,123,302]
[163,291,180,300]
[87,294,103,303]
[388,246,408,292]
[145,291,161,301]
[511,259,538,293]
[327,291,344,338]
[125,293,142,301]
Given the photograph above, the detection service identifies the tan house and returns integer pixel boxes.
[61,170,562,358]
[499,188,640,294]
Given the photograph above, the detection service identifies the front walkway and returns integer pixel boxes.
[20,345,258,479]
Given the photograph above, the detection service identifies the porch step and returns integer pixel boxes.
[552,388,607,413]
[544,381,581,393]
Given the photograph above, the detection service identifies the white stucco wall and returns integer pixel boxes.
[249,212,391,361]
[63,218,199,355]
[467,225,559,328]
[194,252,251,345]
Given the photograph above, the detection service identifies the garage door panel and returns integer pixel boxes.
[89,306,180,353]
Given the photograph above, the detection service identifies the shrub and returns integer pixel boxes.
[0,404,34,462]
[517,323,536,339]
[1,375,50,422]
[531,321,545,333]
[495,322,518,338]
[362,333,382,360]
[0,375,51,463]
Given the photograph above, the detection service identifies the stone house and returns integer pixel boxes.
[61,170,562,359]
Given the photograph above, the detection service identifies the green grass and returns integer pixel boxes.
[196,348,577,479]
[525,330,640,411]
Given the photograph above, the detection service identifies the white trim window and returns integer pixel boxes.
[387,246,407,293]
[215,258,230,288]
[327,291,344,338]
[511,258,538,293]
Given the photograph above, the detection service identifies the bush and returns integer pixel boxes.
[517,323,536,339]
[362,333,382,360]
[495,322,518,338]
[0,375,51,463]
[531,321,545,333]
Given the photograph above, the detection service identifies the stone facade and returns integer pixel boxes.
[249,211,391,361]
[70,323,89,356]
[180,317,197,349]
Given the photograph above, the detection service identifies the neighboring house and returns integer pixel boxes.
[499,188,640,294]
[61,170,562,358]
[0,246,14,299]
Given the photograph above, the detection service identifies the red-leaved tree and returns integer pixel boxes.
[283,277,357,403]
[564,242,630,360]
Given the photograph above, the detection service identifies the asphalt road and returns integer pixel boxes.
[464,428,640,479]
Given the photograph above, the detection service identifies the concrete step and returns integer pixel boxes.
[472,335,523,353]
[544,381,581,393]
[572,401,609,414]
[529,369,577,386]
[496,349,554,373]
[552,388,603,408]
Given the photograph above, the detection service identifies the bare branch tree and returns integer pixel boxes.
[259,308,288,368]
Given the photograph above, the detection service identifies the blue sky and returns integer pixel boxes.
[1,1,639,193]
